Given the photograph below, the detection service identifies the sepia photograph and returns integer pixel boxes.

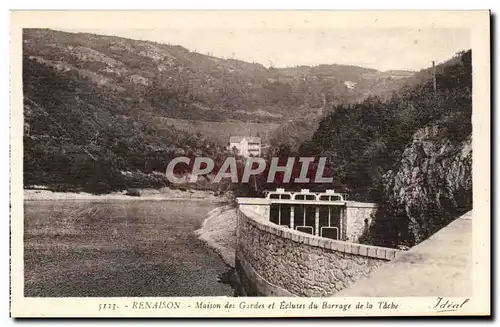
[10,10,490,317]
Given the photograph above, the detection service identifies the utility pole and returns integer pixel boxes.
[432,61,437,96]
[220,68,225,109]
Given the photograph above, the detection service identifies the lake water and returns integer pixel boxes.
[24,200,233,297]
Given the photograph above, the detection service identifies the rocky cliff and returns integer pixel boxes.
[372,123,472,247]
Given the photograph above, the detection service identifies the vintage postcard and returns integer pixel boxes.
[10,10,490,317]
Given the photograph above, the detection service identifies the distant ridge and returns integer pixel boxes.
[23,28,417,122]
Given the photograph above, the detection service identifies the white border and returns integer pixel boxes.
[4,3,496,325]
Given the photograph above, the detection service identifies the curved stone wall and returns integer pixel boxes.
[235,206,399,297]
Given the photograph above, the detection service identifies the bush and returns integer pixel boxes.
[47,183,83,193]
[84,181,112,195]
[125,188,141,197]
[121,170,170,189]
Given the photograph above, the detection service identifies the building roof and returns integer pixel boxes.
[229,136,261,143]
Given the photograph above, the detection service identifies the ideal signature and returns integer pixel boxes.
[433,297,470,313]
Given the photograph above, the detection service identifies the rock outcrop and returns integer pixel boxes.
[373,124,472,246]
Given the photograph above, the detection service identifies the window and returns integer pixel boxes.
[319,195,342,201]
[280,204,291,227]
[305,205,316,229]
[293,204,304,228]
[270,204,291,227]
[294,194,316,200]
[296,226,314,235]
[269,193,291,200]
[321,227,339,240]
[318,206,341,239]
[270,204,280,225]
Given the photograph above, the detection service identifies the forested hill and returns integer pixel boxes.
[22,28,418,194]
[298,50,472,247]
[23,55,220,193]
[23,28,414,122]
[300,50,471,200]
[268,53,470,151]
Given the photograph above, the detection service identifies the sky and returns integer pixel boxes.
[65,27,470,72]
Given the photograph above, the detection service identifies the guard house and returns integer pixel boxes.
[229,136,261,157]
[266,188,346,240]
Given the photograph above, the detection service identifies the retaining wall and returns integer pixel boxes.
[235,206,399,297]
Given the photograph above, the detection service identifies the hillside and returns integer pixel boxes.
[299,50,472,247]
[22,28,428,194]
[269,55,464,150]
[152,117,280,144]
[23,28,415,122]
[23,55,219,193]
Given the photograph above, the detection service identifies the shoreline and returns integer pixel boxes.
[195,205,238,268]
[24,187,231,203]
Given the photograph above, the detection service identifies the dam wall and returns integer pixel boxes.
[235,202,399,296]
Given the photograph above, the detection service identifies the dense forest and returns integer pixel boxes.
[293,50,472,247]
[23,57,226,193]
[297,50,472,200]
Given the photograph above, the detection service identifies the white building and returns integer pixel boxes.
[344,80,357,89]
[229,136,261,157]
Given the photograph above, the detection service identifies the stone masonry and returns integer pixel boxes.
[344,202,377,243]
[236,206,399,297]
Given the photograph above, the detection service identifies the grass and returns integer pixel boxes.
[153,117,280,144]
